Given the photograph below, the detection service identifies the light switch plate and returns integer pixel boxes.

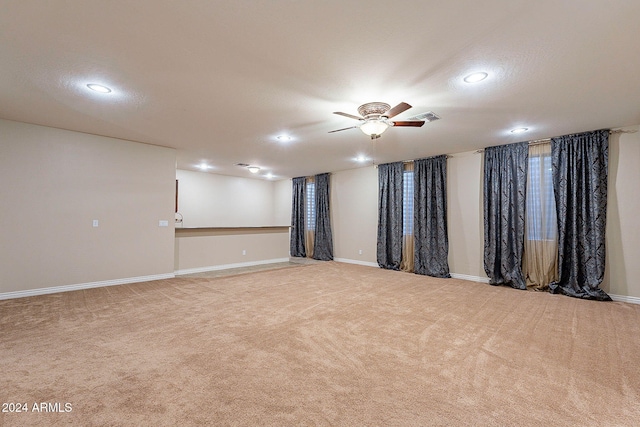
[159,220,169,227]
[92,220,99,227]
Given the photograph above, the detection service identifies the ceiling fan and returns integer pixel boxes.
[329,102,425,139]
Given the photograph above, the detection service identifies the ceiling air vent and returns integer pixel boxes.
[234,163,250,167]
[407,111,441,122]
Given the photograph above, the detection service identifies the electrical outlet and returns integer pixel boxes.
[358,249,363,255]
[92,220,99,227]
[159,220,169,227]
[242,250,246,256]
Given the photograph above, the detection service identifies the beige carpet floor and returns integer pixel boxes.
[1,262,639,426]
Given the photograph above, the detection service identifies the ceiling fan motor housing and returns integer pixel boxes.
[358,102,391,119]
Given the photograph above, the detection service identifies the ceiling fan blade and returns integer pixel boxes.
[333,111,363,121]
[328,126,359,133]
[392,120,425,127]
[384,102,412,119]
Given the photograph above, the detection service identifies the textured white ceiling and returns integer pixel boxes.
[1,1,639,179]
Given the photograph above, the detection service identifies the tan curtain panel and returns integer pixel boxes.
[305,230,315,259]
[400,235,414,272]
[304,176,315,259]
[523,143,558,290]
[400,162,414,272]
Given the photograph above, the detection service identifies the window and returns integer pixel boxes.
[402,169,414,235]
[526,152,557,240]
[306,181,316,231]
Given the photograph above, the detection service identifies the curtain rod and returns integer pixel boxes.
[403,155,453,163]
[474,129,637,153]
[370,155,453,168]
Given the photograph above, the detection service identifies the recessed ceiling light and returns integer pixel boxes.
[277,135,292,142]
[247,166,260,174]
[463,72,488,83]
[511,127,529,134]
[197,163,211,170]
[87,84,112,93]
[265,173,275,179]
[355,156,368,163]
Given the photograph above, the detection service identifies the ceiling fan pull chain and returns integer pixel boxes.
[372,138,376,166]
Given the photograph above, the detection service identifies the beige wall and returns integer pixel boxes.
[328,155,486,275]
[273,178,292,226]
[0,119,176,295]
[176,169,288,227]
[331,166,379,265]
[604,126,640,298]
[3,117,637,300]
[174,171,291,272]
[272,167,380,265]
[174,228,290,273]
[447,151,486,279]
[325,135,640,300]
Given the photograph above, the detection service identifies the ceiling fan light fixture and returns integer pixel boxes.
[360,120,389,136]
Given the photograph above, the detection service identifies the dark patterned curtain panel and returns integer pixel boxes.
[550,130,611,301]
[290,177,306,258]
[483,142,528,290]
[313,173,334,261]
[414,156,451,278]
[377,162,404,270]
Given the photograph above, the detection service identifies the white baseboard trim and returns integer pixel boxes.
[334,258,380,268]
[6,266,634,305]
[175,258,290,276]
[450,273,491,283]
[0,273,176,301]
[609,294,640,305]
[448,277,639,304]
[333,260,493,283]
